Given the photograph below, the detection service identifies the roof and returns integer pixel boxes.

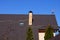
[0,14,58,40]
[49,34,60,40]
[0,14,58,29]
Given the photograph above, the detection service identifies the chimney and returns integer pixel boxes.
[28,11,33,25]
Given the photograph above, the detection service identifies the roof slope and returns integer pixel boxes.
[49,34,60,40]
[0,14,58,29]
[33,14,58,29]
[0,14,58,40]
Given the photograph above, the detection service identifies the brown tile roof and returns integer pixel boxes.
[0,14,58,29]
[0,14,58,40]
[33,14,58,30]
[49,34,60,40]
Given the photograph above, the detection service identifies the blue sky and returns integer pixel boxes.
[0,0,60,26]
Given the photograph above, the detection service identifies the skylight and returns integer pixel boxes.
[19,22,24,26]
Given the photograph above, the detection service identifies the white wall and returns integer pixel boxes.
[38,33,45,40]
[38,33,55,40]
[29,13,32,25]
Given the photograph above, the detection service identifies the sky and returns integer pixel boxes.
[0,0,60,26]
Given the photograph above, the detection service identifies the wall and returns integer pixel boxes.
[38,33,55,40]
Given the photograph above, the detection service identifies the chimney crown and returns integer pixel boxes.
[29,11,33,13]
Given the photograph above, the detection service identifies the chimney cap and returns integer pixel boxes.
[29,11,33,13]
